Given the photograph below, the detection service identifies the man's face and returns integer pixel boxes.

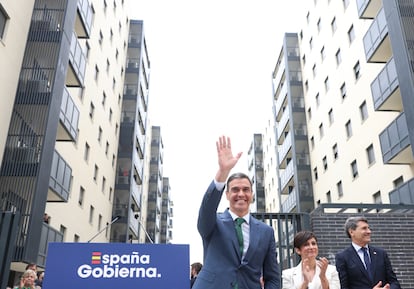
[226,178,253,216]
[349,220,371,247]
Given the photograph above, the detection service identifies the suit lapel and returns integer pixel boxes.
[223,210,241,259]
[244,217,259,261]
[349,246,367,275]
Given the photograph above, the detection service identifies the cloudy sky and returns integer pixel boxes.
[128,0,304,263]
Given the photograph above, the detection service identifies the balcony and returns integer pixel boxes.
[357,0,382,19]
[48,151,72,202]
[363,8,392,63]
[379,112,412,164]
[278,132,292,169]
[76,0,92,38]
[57,87,79,141]
[67,33,86,87]
[371,58,402,111]
[280,160,294,193]
[389,177,414,205]
[282,188,297,213]
[37,222,64,266]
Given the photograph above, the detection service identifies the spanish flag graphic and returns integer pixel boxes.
[91,252,102,265]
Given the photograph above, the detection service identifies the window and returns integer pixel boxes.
[345,120,352,138]
[305,79,309,91]
[393,176,404,188]
[317,18,322,32]
[89,102,95,118]
[319,123,324,138]
[328,108,334,124]
[333,143,338,159]
[340,82,347,99]
[89,206,94,223]
[308,107,312,119]
[302,54,306,65]
[106,58,110,73]
[335,49,342,65]
[331,17,337,33]
[351,160,358,178]
[324,76,330,91]
[74,234,80,242]
[109,108,113,122]
[343,0,350,8]
[312,64,317,77]
[326,191,332,203]
[60,225,66,240]
[310,136,315,149]
[366,144,375,165]
[94,65,99,81]
[323,156,328,171]
[360,100,368,121]
[337,181,343,197]
[102,92,107,106]
[105,141,109,155]
[315,93,320,106]
[306,11,310,24]
[98,214,103,231]
[354,61,361,79]
[373,191,381,204]
[79,186,85,206]
[0,4,9,40]
[84,142,90,161]
[348,25,355,43]
[102,176,106,192]
[320,46,325,60]
[98,126,103,143]
[93,165,98,181]
[314,167,318,180]
[309,37,313,50]
[99,30,103,45]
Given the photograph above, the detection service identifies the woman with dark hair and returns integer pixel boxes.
[282,231,339,289]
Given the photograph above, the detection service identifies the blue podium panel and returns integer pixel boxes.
[42,243,190,289]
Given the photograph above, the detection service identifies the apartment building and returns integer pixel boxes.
[110,19,151,244]
[262,119,280,213]
[0,0,166,285]
[146,126,164,244]
[270,0,414,212]
[271,33,314,213]
[247,133,266,213]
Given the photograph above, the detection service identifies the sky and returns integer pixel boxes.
[128,0,304,264]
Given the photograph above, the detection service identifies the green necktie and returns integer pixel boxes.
[235,218,245,256]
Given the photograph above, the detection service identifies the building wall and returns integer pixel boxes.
[299,0,414,205]
[46,0,129,243]
[0,0,35,164]
[263,118,280,212]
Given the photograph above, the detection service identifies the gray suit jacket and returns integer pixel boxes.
[335,245,401,289]
[193,181,280,289]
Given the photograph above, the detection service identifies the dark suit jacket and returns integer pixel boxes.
[193,181,280,289]
[335,245,401,289]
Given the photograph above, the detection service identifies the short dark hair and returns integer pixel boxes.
[293,231,317,249]
[226,173,252,191]
[344,216,368,238]
[191,262,203,273]
[25,263,37,271]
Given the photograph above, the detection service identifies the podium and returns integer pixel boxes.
[43,242,190,289]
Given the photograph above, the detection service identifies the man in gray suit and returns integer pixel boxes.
[335,216,401,289]
[193,136,280,289]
